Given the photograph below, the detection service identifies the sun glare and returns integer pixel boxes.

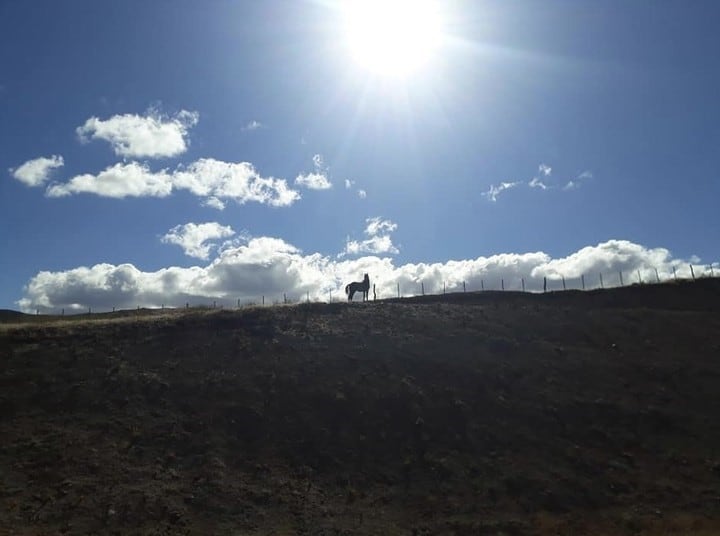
[342,0,444,78]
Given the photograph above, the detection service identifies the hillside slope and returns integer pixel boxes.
[1,280,720,535]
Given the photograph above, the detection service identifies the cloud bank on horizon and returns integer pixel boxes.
[17,237,713,313]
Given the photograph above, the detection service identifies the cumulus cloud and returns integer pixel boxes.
[173,158,300,207]
[341,217,399,257]
[482,181,519,202]
[345,179,354,189]
[295,172,332,190]
[343,235,399,256]
[45,158,300,207]
[365,217,397,236]
[10,155,64,187]
[17,239,715,312]
[538,163,552,177]
[76,109,199,159]
[358,189,367,199]
[161,222,236,260]
[202,197,226,210]
[46,162,173,198]
[295,154,332,190]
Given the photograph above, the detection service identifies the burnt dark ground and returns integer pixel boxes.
[1,280,720,535]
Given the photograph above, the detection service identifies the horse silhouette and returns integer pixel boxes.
[345,274,370,302]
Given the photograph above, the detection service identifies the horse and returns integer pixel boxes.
[345,274,370,302]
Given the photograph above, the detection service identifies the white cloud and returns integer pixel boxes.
[202,197,226,210]
[45,158,300,207]
[344,235,400,256]
[528,164,552,189]
[345,179,354,189]
[76,109,199,159]
[364,217,397,236]
[482,181,519,202]
[17,239,715,312]
[358,189,367,199]
[295,153,332,190]
[161,222,236,260]
[295,172,332,190]
[10,155,64,187]
[341,217,399,257]
[174,158,300,207]
[564,171,593,191]
[46,162,173,198]
[563,171,593,190]
[242,120,263,131]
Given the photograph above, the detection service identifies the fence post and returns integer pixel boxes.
[36,308,39,315]
[307,291,310,303]
[581,274,585,290]
[673,266,677,281]
[501,279,504,291]
[481,279,484,291]
[397,283,400,298]
[283,293,287,304]
[421,282,425,296]
[521,278,525,292]
[443,282,446,294]
[690,265,695,281]
[562,276,566,291]
[61,308,64,316]
[655,268,660,283]
[599,273,604,289]
[463,281,466,292]
[619,271,624,286]
[543,277,547,293]
[637,270,642,284]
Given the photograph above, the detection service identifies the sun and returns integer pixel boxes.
[341,0,445,78]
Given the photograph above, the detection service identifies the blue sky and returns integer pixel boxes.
[1,1,718,311]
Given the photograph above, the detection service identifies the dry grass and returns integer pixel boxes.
[1,280,719,534]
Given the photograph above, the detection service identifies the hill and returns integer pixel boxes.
[1,280,719,535]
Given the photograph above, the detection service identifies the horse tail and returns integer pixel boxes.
[345,284,350,295]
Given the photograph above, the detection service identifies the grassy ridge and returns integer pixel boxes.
[1,280,719,534]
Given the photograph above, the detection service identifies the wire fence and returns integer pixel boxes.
[36,262,719,317]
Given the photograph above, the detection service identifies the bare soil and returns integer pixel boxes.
[1,280,720,535]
